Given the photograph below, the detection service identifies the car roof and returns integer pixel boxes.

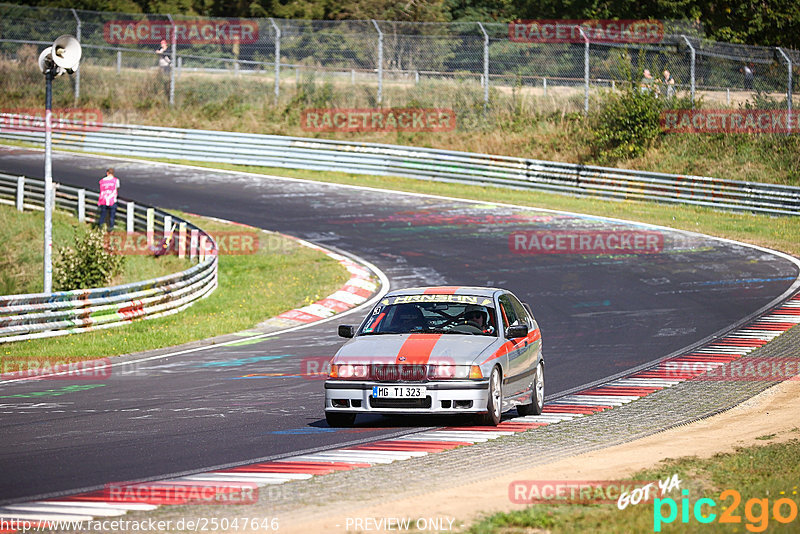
[385,286,504,298]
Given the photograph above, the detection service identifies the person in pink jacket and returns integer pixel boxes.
[97,168,120,231]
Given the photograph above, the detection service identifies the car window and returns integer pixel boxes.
[358,294,498,336]
[498,294,521,328]
[509,294,532,328]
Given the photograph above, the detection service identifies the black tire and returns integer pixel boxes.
[517,361,544,416]
[476,367,502,426]
[325,412,356,427]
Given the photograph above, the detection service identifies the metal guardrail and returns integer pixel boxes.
[0,172,218,343]
[1,116,798,216]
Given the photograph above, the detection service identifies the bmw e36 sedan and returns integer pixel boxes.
[325,286,544,427]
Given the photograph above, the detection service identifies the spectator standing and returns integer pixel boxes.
[97,168,120,231]
[640,69,657,95]
[156,39,171,75]
[743,64,754,90]
[661,69,676,98]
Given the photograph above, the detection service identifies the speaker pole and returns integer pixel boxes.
[43,67,54,294]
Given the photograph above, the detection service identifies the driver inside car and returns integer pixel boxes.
[464,305,495,334]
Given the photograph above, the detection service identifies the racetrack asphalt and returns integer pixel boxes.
[0,147,797,504]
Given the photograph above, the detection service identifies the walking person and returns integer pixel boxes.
[97,168,120,231]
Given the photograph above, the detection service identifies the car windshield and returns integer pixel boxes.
[358,294,497,336]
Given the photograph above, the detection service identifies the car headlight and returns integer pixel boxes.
[330,364,370,379]
[427,365,471,379]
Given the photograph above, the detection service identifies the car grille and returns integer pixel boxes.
[371,364,427,382]
[369,396,432,409]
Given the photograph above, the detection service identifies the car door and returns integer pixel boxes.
[508,293,541,381]
[498,293,528,397]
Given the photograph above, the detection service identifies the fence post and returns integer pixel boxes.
[178,222,186,258]
[177,56,182,78]
[167,14,176,106]
[16,176,24,212]
[116,50,121,74]
[543,77,547,96]
[776,48,793,134]
[127,201,135,234]
[199,234,207,262]
[163,215,172,238]
[146,207,154,246]
[78,189,85,222]
[477,22,490,109]
[578,26,589,114]
[371,20,383,105]
[190,229,199,261]
[71,8,81,104]
[269,18,281,103]
[680,35,695,108]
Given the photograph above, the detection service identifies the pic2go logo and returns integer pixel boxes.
[653,489,799,532]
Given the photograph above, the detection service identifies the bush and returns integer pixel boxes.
[592,88,662,164]
[54,228,124,291]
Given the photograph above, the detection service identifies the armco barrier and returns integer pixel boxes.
[0,172,218,343]
[1,116,798,215]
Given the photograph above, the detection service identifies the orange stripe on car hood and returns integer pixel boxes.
[396,334,442,364]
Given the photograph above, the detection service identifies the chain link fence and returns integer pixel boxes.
[0,3,796,122]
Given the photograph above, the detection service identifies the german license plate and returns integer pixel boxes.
[372,385,426,398]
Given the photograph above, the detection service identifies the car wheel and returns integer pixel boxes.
[326,412,356,428]
[517,362,544,416]
[477,366,502,426]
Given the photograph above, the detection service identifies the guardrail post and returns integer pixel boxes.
[543,77,547,97]
[71,9,81,104]
[478,22,490,110]
[126,201,135,234]
[681,35,696,108]
[578,27,589,114]
[199,234,207,262]
[178,222,186,258]
[371,20,383,105]
[163,215,172,238]
[269,18,281,103]
[776,47,793,135]
[146,207,154,246]
[16,176,24,212]
[78,189,85,222]
[190,229,198,261]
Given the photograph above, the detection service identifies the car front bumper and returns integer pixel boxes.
[324,379,490,415]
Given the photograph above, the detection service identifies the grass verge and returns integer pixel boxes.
[467,437,800,533]
[0,210,350,359]
[0,203,187,295]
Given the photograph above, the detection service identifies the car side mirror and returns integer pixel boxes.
[505,324,528,339]
[338,325,355,338]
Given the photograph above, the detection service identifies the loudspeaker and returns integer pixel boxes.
[38,46,54,74]
[38,35,82,75]
[52,35,81,72]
